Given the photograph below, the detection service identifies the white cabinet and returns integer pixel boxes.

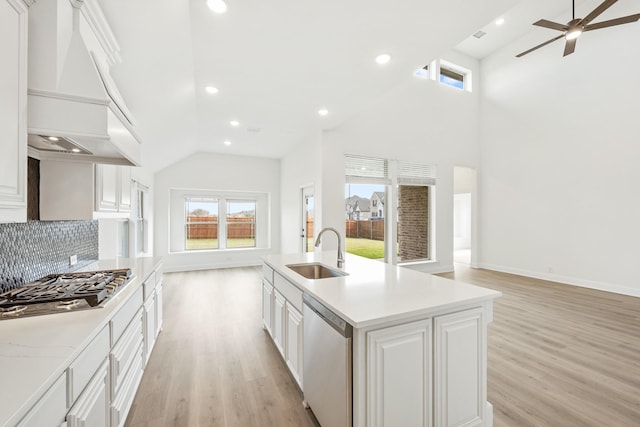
[95,164,131,213]
[366,319,432,427]
[143,268,163,363]
[273,290,286,356]
[262,264,305,390]
[434,308,485,427]
[285,304,303,388]
[39,162,132,220]
[17,373,67,427]
[66,360,110,427]
[262,280,274,336]
[0,0,27,223]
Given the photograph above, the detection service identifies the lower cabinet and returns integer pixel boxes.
[273,290,286,356]
[17,373,67,427]
[285,304,303,388]
[262,280,274,335]
[434,307,485,427]
[261,265,304,390]
[362,307,487,427]
[66,360,110,427]
[366,319,432,427]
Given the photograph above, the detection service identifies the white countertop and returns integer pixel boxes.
[262,252,501,328]
[0,257,162,427]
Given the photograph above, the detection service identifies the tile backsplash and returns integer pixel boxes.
[0,220,98,293]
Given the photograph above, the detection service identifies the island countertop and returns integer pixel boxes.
[262,252,501,329]
[0,257,162,427]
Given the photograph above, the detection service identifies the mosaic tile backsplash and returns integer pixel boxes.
[0,220,98,293]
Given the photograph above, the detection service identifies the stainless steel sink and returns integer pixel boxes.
[286,263,348,280]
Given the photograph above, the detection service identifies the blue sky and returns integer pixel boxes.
[345,183,385,199]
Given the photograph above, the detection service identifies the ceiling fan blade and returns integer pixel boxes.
[533,19,568,31]
[563,38,578,56]
[581,0,618,25]
[516,34,565,57]
[584,13,640,31]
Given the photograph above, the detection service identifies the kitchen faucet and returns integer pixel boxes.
[314,227,345,268]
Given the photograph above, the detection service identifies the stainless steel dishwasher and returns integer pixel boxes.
[303,293,352,427]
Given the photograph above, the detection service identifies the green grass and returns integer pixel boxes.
[186,238,255,250]
[346,237,384,259]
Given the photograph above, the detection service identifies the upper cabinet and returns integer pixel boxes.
[40,161,132,220]
[0,0,28,223]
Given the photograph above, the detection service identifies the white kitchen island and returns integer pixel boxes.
[262,251,501,427]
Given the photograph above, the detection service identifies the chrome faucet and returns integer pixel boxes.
[314,227,345,268]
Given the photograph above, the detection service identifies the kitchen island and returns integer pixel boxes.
[262,251,501,427]
[0,257,163,427]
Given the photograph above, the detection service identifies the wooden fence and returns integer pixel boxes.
[345,220,384,241]
[187,216,255,239]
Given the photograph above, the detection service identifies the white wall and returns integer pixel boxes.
[154,152,281,272]
[282,50,482,273]
[479,5,640,296]
[280,132,322,253]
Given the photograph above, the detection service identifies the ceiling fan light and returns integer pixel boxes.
[565,28,582,40]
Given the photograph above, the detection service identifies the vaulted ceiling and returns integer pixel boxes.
[96,0,638,172]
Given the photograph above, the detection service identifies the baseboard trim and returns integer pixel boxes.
[477,262,640,298]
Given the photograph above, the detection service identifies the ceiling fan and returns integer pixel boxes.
[516,0,640,57]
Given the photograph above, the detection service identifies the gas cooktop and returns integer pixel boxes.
[0,269,132,320]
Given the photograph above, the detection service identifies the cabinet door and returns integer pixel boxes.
[143,295,156,364]
[366,319,432,427]
[95,164,118,212]
[118,166,131,212]
[434,308,484,427]
[17,373,67,427]
[285,303,303,388]
[0,0,27,222]
[66,360,110,427]
[273,290,286,357]
[262,281,273,336]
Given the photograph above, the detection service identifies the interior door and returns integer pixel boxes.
[301,187,314,252]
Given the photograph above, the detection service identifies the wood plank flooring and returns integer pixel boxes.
[126,265,640,427]
[124,267,318,427]
[439,266,640,427]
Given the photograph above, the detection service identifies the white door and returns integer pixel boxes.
[301,186,314,252]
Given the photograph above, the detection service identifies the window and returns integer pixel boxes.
[344,155,436,264]
[226,200,256,248]
[170,189,269,252]
[439,60,472,91]
[185,197,219,250]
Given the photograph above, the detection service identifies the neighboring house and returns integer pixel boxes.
[370,192,385,219]
[345,196,371,220]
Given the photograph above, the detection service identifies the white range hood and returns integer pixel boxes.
[27,0,142,166]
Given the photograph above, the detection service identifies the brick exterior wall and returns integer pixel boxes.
[398,185,429,260]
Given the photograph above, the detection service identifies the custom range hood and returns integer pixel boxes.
[27,0,141,166]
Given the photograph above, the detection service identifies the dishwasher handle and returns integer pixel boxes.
[303,293,352,338]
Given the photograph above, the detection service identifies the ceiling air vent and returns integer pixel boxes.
[473,30,487,39]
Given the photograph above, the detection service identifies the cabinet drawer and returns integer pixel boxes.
[110,286,143,346]
[66,359,109,427]
[68,326,109,404]
[110,309,143,399]
[262,264,274,284]
[274,273,303,312]
[18,373,67,427]
[110,345,144,427]
[142,271,157,301]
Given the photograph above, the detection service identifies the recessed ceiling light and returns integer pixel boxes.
[375,54,391,65]
[230,120,240,127]
[224,140,232,146]
[71,148,81,153]
[47,136,60,142]
[207,0,227,14]
[495,18,505,26]
[318,109,329,116]
[205,86,219,94]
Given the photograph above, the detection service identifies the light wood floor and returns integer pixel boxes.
[126,265,640,427]
[440,266,640,427]
[125,267,318,427]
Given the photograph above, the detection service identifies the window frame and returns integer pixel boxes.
[184,197,219,251]
[225,199,257,249]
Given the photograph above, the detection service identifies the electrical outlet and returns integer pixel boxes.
[70,255,78,266]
